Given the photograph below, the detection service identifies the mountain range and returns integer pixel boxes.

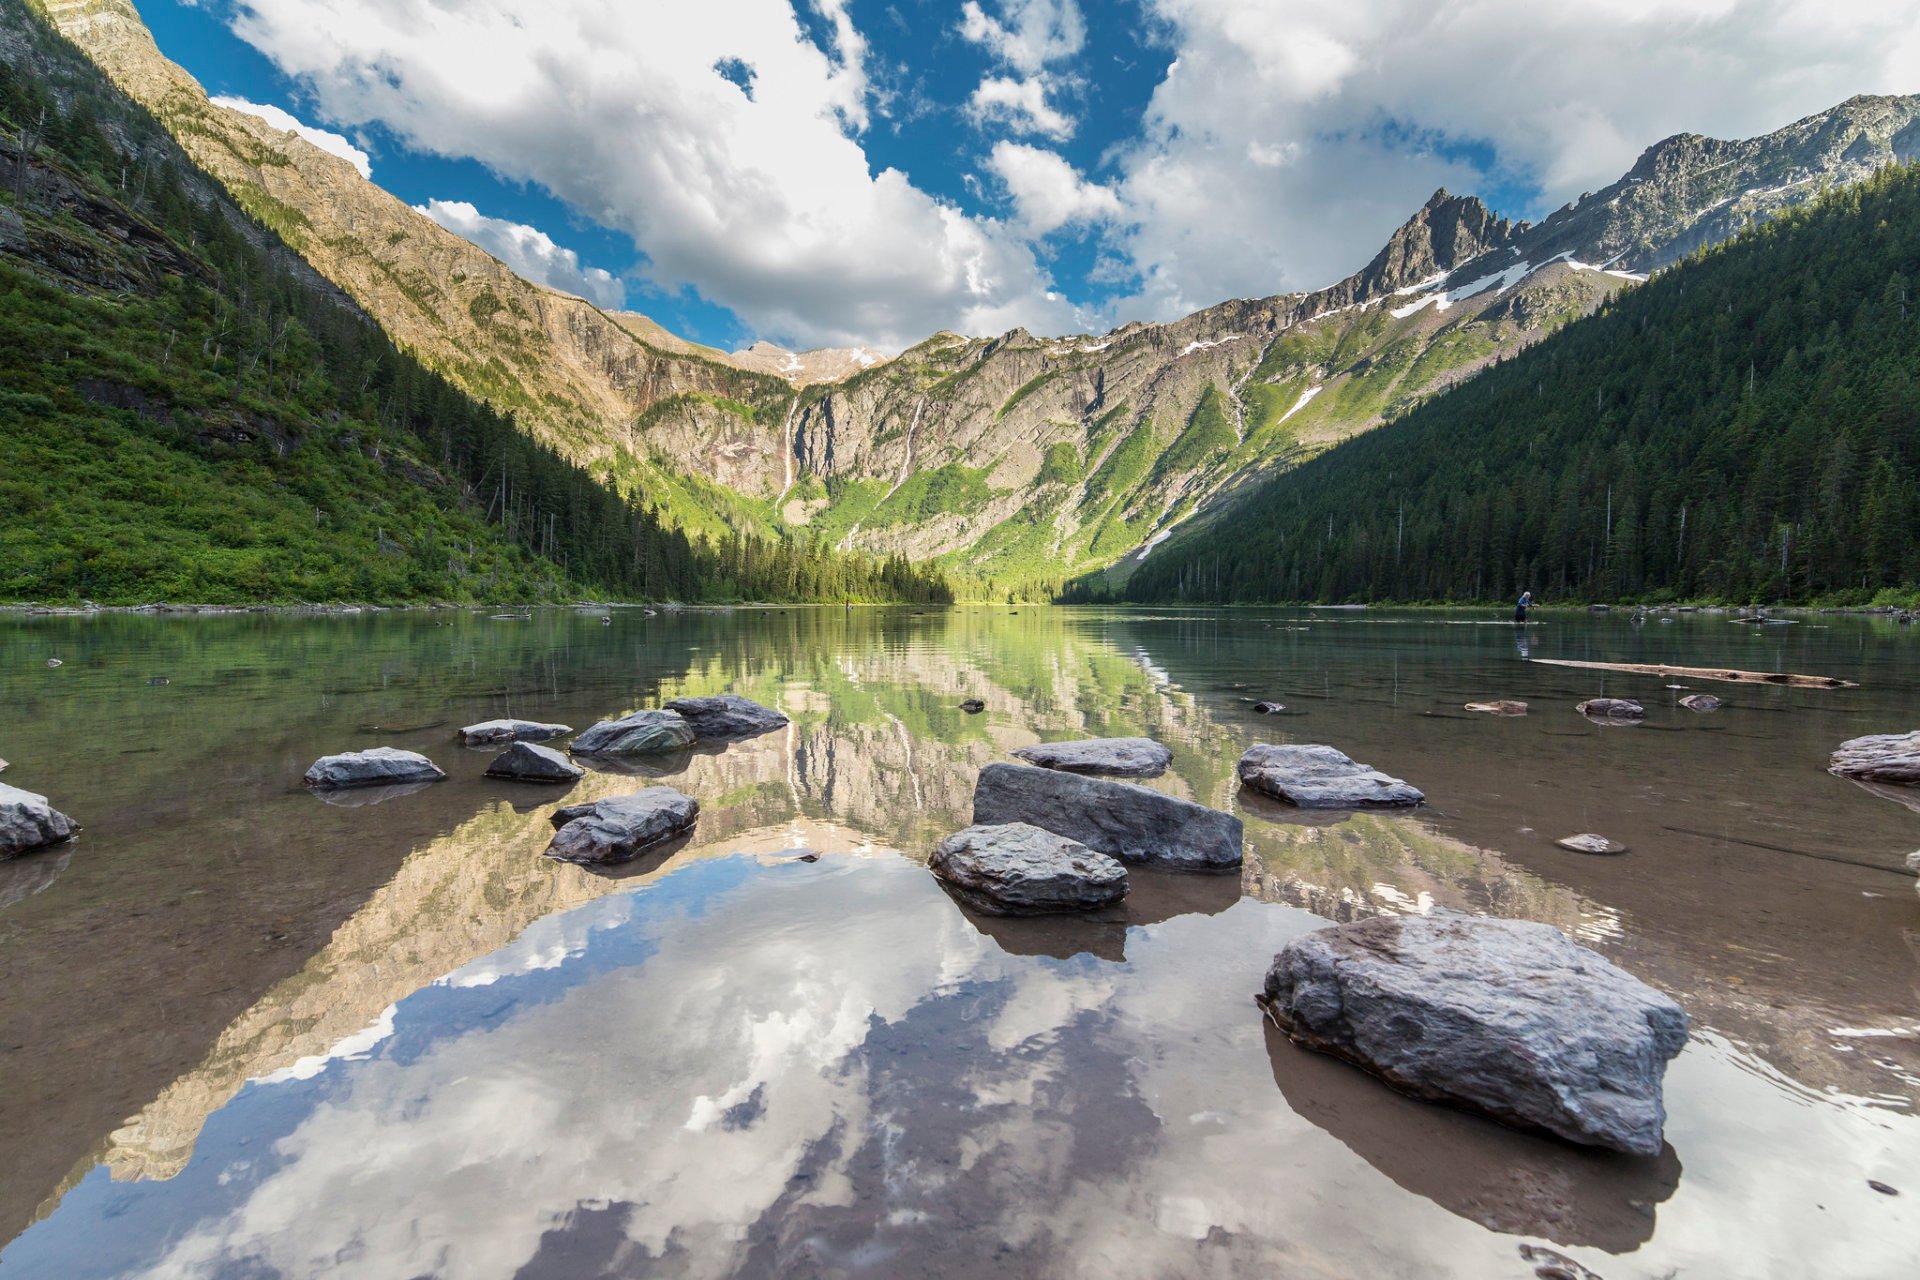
[19,0,1920,599]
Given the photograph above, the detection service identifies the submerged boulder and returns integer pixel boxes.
[570,710,696,756]
[1262,915,1688,1155]
[971,762,1242,871]
[663,694,789,739]
[1555,833,1627,855]
[1829,731,1920,785]
[0,782,79,857]
[930,822,1128,915]
[1253,702,1286,714]
[304,747,446,790]
[1577,698,1645,721]
[1010,737,1172,778]
[1237,744,1424,809]
[547,787,699,864]
[1465,700,1528,715]
[960,698,986,714]
[1677,694,1722,713]
[459,718,571,746]
[485,742,584,783]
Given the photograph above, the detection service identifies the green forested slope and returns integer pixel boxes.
[0,0,948,605]
[1111,164,1920,606]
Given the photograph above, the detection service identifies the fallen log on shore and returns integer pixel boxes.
[1528,659,1857,689]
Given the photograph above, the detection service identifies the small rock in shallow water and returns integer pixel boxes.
[972,762,1242,870]
[459,718,572,746]
[485,742,584,783]
[145,676,169,686]
[1253,701,1285,714]
[1868,1180,1899,1195]
[304,748,446,790]
[570,709,696,756]
[45,658,61,668]
[1556,833,1626,855]
[930,822,1128,915]
[1828,731,1920,785]
[1011,737,1171,777]
[1237,743,1424,809]
[663,694,789,740]
[546,787,698,864]
[1263,914,1688,1155]
[960,698,986,714]
[0,782,80,857]
[1678,694,1722,712]
[1577,697,1645,721]
[1465,700,1528,715]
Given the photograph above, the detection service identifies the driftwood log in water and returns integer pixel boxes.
[1529,659,1857,689]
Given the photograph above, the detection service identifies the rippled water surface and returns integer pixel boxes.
[1,606,1916,1279]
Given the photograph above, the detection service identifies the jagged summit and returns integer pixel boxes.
[727,340,891,386]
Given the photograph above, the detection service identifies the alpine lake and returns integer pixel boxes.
[1,605,1916,1280]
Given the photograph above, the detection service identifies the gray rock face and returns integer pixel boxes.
[459,718,571,746]
[485,742,584,783]
[570,710,696,756]
[0,782,80,857]
[1237,744,1424,809]
[1010,737,1172,777]
[1556,833,1626,855]
[1263,915,1688,1155]
[303,748,446,790]
[930,822,1128,915]
[1465,700,1528,715]
[971,762,1243,871]
[1829,731,1920,784]
[546,787,699,864]
[1577,698,1645,721]
[1678,694,1722,712]
[663,694,789,739]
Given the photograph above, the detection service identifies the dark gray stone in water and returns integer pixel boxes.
[1253,702,1285,714]
[570,710,696,756]
[1262,915,1688,1155]
[547,787,699,864]
[971,762,1242,871]
[1010,737,1171,777]
[663,694,789,739]
[485,742,584,783]
[303,747,446,790]
[930,822,1128,915]
[1,782,80,857]
[1678,694,1722,712]
[459,718,572,746]
[1577,698,1645,721]
[1237,744,1424,809]
[960,699,986,714]
[1829,731,1920,785]
[1555,833,1626,855]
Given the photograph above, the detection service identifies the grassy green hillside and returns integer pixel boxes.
[1106,163,1920,607]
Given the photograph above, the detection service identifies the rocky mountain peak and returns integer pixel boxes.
[1348,189,1520,300]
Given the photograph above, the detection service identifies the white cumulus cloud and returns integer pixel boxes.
[986,141,1121,236]
[959,1,1084,143]
[414,199,626,310]
[210,95,372,177]
[968,75,1076,140]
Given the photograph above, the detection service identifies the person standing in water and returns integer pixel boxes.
[1513,590,1533,623]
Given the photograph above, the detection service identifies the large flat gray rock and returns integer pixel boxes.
[485,742,584,783]
[1010,737,1172,777]
[1577,698,1645,721]
[663,694,788,740]
[1830,731,1920,784]
[1237,744,1424,809]
[1262,915,1688,1155]
[971,762,1242,871]
[303,748,446,790]
[546,787,699,864]
[570,710,696,756]
[459,718,571,746]
[1,782,79,858]
[931,822,1128,915]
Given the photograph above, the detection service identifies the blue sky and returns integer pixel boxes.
[144,1,1919,351]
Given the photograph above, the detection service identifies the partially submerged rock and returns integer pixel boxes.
[930,822,1128,915]
[1262,915,1688,1155]
[570,710,696,756]
[960,698,986,714]
[972,762,1242,871]
[1829,731,1920,785]
[1,782,79,857]
[1465,700,1528,715]
[303,747,446,790]
[1677,694,1722,712]
[546,787,699,864]
[1577,698,1645,721]
[1237,744,1424,809]
[1253,701,1286,714]
[663,694,789,740]
[485,742,584,783]
[1010,737,1171,777]
[459,718,571,746]
[1556,833,1626,855]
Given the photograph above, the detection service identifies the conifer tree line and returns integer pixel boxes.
[0,8,951,605]
[1104,163,1920,607]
